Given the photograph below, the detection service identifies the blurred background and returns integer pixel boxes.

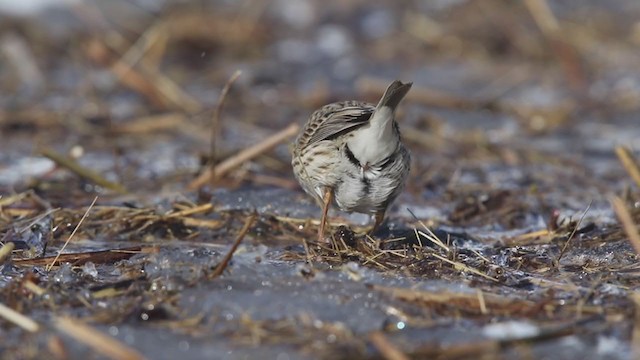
[3,2,640,359]
[0,0,639,213]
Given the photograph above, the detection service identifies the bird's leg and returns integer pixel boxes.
[318,187,333,243]
[369,211,385,236]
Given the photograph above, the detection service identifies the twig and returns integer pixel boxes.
[0,242,15,263]
[111,113,187,134]
[417,230,449,252]
[505,229,553,246]
[46,197,98,271]
[85,39,169,109]
[18,207,59,233]
[23,280,46,296]
[477,289,488,315]
[54,317,145,360]
[523,0,560,36]
[40,149,126,193]
[0,302,39,332]
[0,192,28,207]
[611,196,640,255]
[188,123,300,190]
[615,146,640,189]
[111,113,211,144]
[406,208,449,251]
[430,253,499,282]
[165,203,213,218]
[16,246,151,268]
[302,237,313,265]
[181,217,225,229]
[210,70,243,183]
[119,22,167,69]
[369,331,410,360]
[111,23,202,112]
[523,0,586,90]
[211,214,256,278]
[371,284,536,315]
[557,201,592,262]
[86,39,200,112]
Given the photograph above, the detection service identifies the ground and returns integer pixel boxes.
[1,1,640,359]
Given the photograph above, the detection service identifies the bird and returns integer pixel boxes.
[291,80,412,243]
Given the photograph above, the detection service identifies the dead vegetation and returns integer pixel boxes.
[1,0,640,359]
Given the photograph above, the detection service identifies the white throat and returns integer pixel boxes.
[346,107,397,166]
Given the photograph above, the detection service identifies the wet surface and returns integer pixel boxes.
[1,0,640,359]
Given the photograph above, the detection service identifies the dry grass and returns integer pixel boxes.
[1,1,639,359]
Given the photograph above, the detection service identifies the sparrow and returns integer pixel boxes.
[291,80,412,242]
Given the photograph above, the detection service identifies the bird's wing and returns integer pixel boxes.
[298,102,375,149]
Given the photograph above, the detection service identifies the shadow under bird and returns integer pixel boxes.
[291,80,412,242]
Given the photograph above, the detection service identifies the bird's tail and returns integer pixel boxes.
[376,80,412,110]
